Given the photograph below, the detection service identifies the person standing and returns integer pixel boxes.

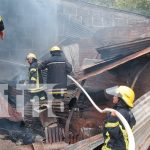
[39,46,72,99]
[102,85,136,150]
[26,53,47,101]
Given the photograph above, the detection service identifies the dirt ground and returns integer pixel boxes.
[0,139,19,150]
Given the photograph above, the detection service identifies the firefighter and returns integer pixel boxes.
[0,16,5,40]
[102,86,136,150]
[26,53,47,102]
[39,46,72,99]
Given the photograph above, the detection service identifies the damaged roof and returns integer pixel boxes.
[78,37,150,81]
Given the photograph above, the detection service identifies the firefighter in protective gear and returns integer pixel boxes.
[50,46,61,51]
[26,53,47,101]
[0,16,5,40]
[102,86,136,150]
[39,46,72,99]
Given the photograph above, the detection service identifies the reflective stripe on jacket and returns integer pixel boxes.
[28,61,44,93]
[39,52,72,92]
[102,101,136,150]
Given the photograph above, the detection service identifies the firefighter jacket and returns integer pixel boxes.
[0,16,4,31]
[102,100,136,150]
[28,61,44,93]
[39,52,72,94]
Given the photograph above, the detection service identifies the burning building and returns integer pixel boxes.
[0,0,150,149]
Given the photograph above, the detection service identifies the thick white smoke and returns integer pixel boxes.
[0,0,60,81]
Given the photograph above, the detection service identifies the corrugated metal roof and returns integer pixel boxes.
[132,91,150,150]
[78,47,150,81]
[96,38,150,60]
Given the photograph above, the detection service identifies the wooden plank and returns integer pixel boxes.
[64,134,103,150]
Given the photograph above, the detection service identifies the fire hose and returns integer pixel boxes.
[68,75,135,150]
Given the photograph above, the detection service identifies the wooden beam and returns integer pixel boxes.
[64,134,103,150]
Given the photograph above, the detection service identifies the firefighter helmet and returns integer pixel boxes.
[50,46,61,52]
[26,53,37,60]
[106,86,135,108]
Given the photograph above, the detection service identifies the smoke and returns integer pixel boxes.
[0,0,60,81]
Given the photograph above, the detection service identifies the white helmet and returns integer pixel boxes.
[26,53,37,60]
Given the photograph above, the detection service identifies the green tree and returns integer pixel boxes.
[84,0,150,15]
[115,0,150,15]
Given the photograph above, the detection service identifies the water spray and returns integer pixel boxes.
[0,59,28,67]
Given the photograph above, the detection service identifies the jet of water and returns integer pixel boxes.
[0,59,28,67]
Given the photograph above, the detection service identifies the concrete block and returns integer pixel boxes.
[92,15,103,27]
[57,4,63,14]
[82,16,92,26]
[63,5,77,16]
[114,17,128,26]
[77,8,89,17]
[70,15,83,24]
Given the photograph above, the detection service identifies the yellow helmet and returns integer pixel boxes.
[106,86,135,108]
[117,86,135,108]
[26,53,37,60]
[50,46,61,52]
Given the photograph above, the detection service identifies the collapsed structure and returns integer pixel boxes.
[0,0,150,150]
[1,35,150,150]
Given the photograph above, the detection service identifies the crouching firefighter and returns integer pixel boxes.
[102,86,136,150]
[39,46,72,99]
[26,53,47,102]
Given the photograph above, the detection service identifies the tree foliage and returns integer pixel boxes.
[84,0,150,16]
[115,0,150,15]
